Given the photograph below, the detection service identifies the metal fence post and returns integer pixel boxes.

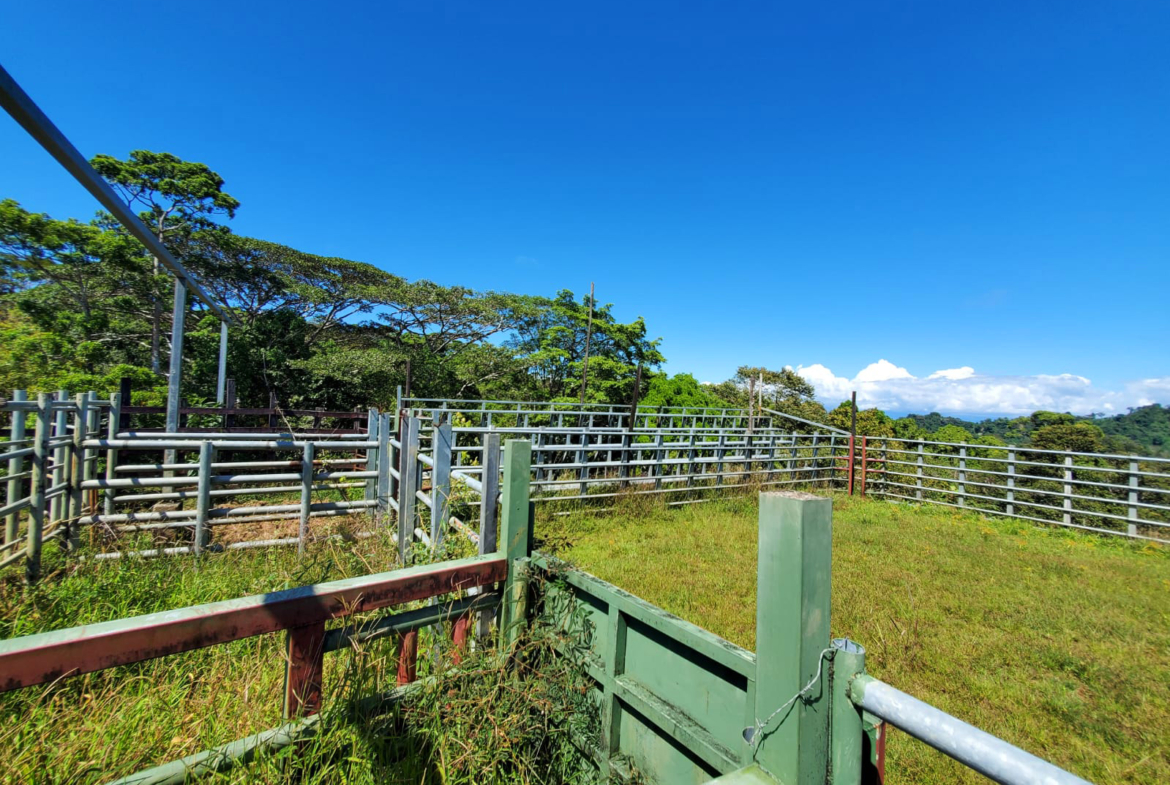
[194,441,213,555]
[1063,456,1074,527]
[830,638,868,785]
[1006,449,1016,517]
[810,434,820,486]
[26,394,50,584]
[916,441,924,501]
[499,439,533,649]
[578,432,589,498]
[49,389,67,526]
[397,415,420,562]
[431,421,452,548]
[958,445,967,508]
[752,491,832,780]
[860,436,868,498]
[376,413,391,524]
[1127,460,1139,538]
[298,442,314,557]
[5,390,27,545]
[364,408,378,502]
[479,433,502,553]
[66,392,87,549]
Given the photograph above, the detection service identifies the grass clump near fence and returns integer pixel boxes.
[0,515,612,785]
[545,492,1170,785]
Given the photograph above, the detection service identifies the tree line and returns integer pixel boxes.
[1,149,1162,458]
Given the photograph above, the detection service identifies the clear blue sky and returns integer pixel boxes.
[2,2,1167,415]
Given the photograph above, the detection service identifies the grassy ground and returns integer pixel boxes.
[0,517,607,785]
[544,491,1170,785]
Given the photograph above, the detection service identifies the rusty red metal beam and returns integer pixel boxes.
[0,554,506,693]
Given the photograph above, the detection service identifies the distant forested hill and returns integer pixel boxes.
[903,405,1169,456]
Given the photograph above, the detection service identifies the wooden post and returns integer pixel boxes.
[268,391,278,430]
[499,439,533,649]
[224,379,236,429]
[26,394,49,584]
[5,390,27,545]
[194,441,214,555]
[431,421,452,547]
[284,623,326,718]
[752,491,832,780]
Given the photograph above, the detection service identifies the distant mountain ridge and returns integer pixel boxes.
[901,404,1168,456]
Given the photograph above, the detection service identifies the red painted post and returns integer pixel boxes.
[450,614,471,665]
[861,436,868,498]
[397,630,418,685]
[284,623,325,718]
[862,720,887,784]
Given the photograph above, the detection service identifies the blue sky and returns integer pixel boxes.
[2,2,1167,416]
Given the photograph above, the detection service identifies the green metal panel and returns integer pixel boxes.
[753,491,832,783]
[536,553,756,783]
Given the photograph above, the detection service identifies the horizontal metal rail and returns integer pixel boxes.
[851,676,1091,785]
[0,554,506,693]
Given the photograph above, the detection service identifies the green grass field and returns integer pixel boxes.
[544,491,1170,784]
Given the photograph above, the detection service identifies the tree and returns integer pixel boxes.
[1030,422,1107,453]
[707,366,827,424]
[90,151,239,372]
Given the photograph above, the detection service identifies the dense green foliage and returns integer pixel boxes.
[2,148,1163,457]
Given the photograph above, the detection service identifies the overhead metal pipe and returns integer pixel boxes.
[0,63,233,324]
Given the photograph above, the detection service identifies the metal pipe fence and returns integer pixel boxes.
[856,435,1170,542]
[7,393,1168,580]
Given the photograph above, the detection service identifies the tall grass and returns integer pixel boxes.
[546,491,1170,785]
[0,517,610,785]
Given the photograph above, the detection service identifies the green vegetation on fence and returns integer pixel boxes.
[547,493,1170,785]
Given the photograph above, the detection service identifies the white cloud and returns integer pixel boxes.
[794,360,1166,416]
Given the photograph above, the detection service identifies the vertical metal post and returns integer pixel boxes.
[830,639,867,785]
[26,394,49,584]
[103,391,120,517]
[397,416,420,562]
[860,436,868,498]
[364,409,378,502]
[716,432,726,487]
[752,491,832,780]
[479,433,502,553]
[847,434,855,496]
[67,393,86,549]
[810,434,820,486]
[284,623,325,718]
[84,392,98,515]
[1063,455,1073,527]
[916,442,924,500]
[1006,449,1016,517]
[216,321,228,405]
[958,445,967,508]
[375,413,391,524]
[164,278,188,466]
[1127,460,1139,538]
[431,421,452,547]
[499,439,533,649]
[578,432,589,497]
[5,390,27,544]
[194,441,213,555]
[476,432,502,640]
[49,389,67,525]
[298,442,314,557]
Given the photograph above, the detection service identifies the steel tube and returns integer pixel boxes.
[850,676,1090,785]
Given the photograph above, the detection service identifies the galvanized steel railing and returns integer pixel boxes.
[855,435,1170,542]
